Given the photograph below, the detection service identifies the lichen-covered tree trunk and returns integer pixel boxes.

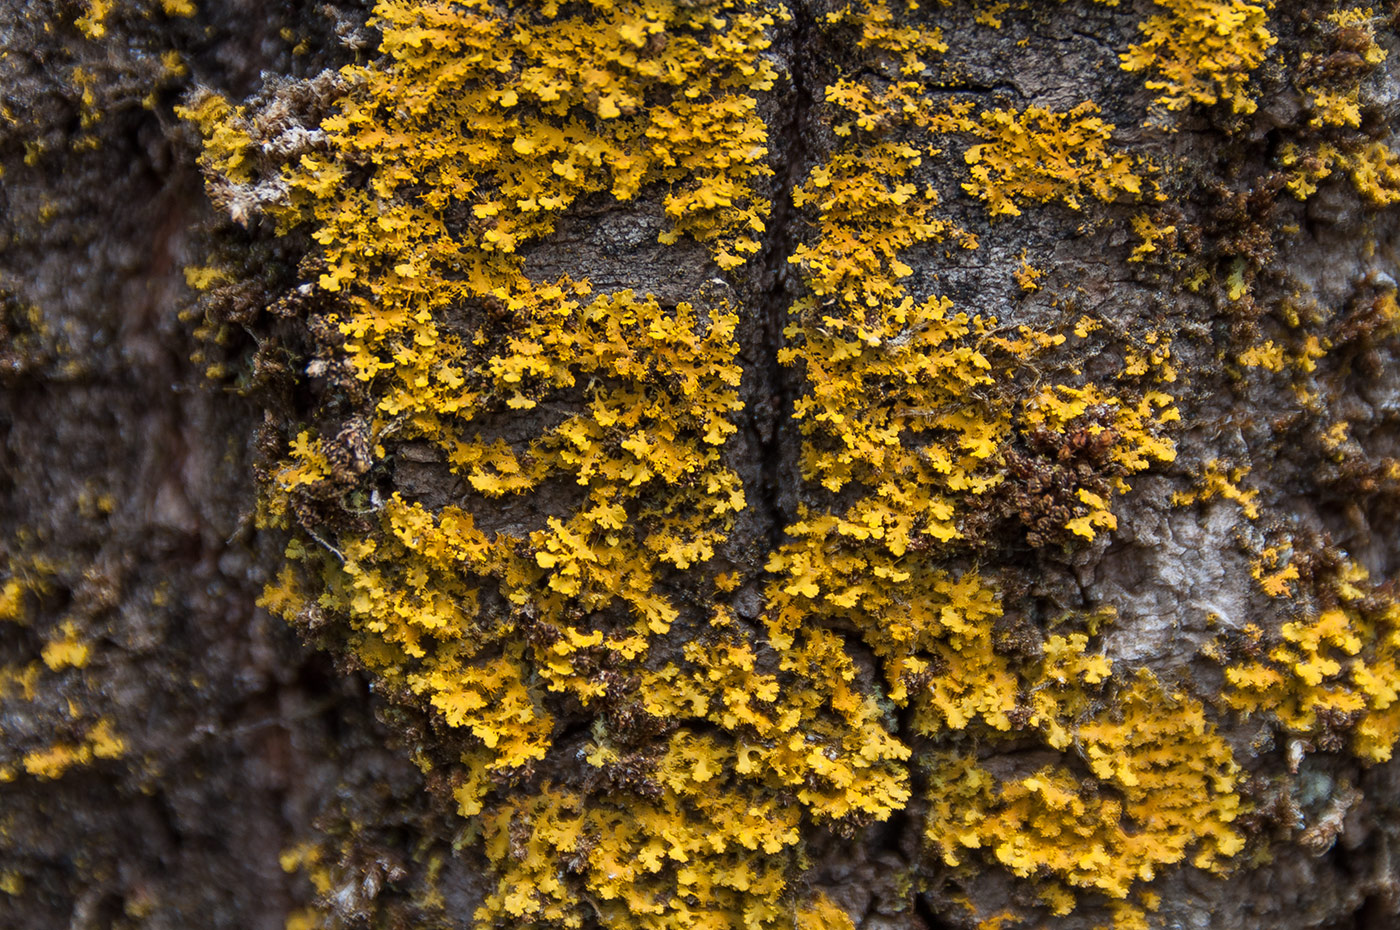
[4,1,1400,929]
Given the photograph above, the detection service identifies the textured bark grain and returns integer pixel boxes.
[4,2,1400,930]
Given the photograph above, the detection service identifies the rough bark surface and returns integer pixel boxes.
[4,2,1400,930]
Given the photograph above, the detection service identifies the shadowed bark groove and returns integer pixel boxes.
[749,0,813,558]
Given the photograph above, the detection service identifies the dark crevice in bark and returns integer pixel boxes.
[747,0,815,558]
[913,888,961,930]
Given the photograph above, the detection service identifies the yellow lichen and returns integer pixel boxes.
[178,1,1277,924]
[1121,0,1276,118]
[198,2,914,924]
[14,719,125,781]
[926,670,1243,907]
[945,103,1145,218]
[1019,384,1178,541]
[75,0,112,39]
[1013,255,1043,292]
[1237,339,1288,371]
[1172,459,1259,519]
[0,556,50,625]
[766,4,1231,916]
[0,543,126,785]
[1280,141,1400,206]
[1227,557,1400,762]
[40,621,90,671]
[1128,212,1178,262]
[1300,8,1388,129]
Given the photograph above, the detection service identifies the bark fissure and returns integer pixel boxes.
[747,1,814,558]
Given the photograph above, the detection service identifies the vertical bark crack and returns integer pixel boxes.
[745,0,815,558]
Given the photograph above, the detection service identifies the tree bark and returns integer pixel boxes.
[3,2,1400,929]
